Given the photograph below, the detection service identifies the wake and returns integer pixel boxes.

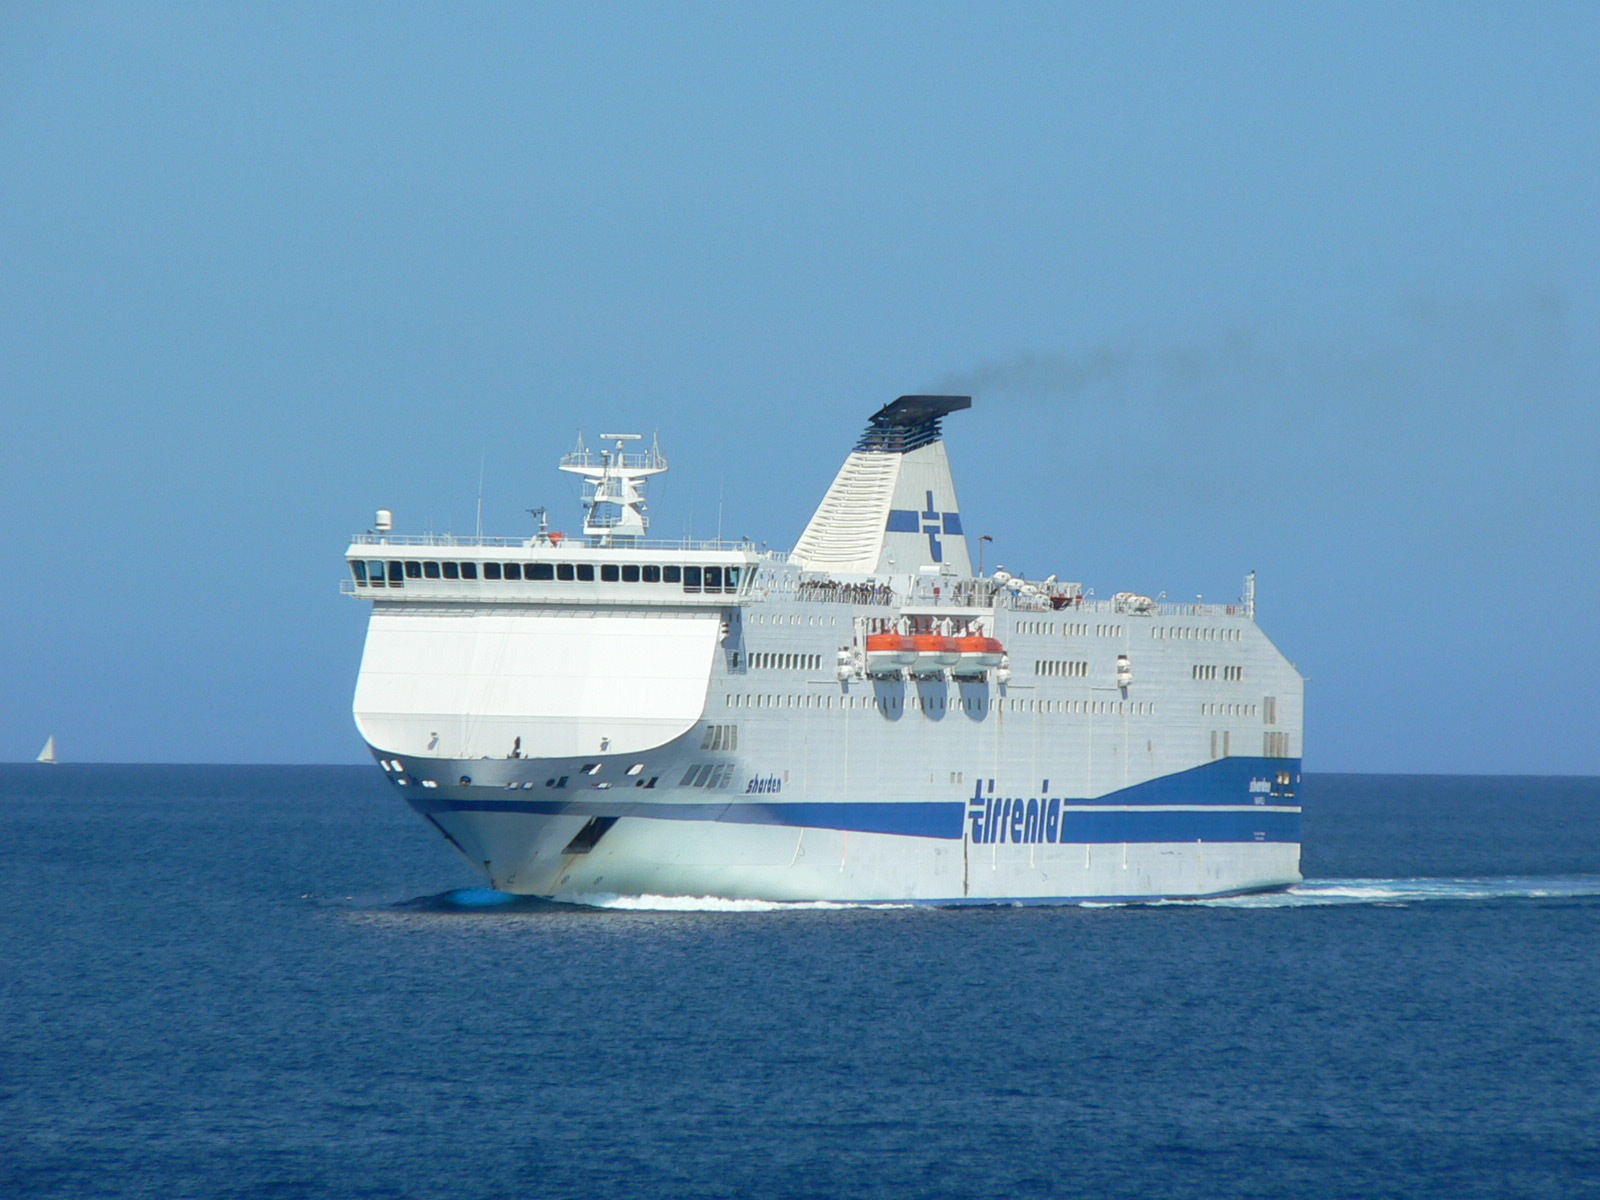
[1170,874,1600,908]
[383,876,1600,914]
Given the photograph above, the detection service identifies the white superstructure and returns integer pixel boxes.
[345,396,1303,904]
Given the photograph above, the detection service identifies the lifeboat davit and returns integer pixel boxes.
[864,633,917,673]
[953,635,1005,677]
[911,634,961,674]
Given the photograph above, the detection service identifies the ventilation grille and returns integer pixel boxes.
[791,451,900,570]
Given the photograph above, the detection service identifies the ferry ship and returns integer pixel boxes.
[344,396,1303,903]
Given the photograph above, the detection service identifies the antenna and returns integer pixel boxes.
[475,450,486,541]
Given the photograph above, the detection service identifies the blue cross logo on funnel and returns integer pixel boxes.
[885,491,963,563]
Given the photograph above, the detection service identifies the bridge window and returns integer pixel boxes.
[460,562,478,579]
[404,561,422,579]
[367,560,385,585]
[557,563,574,581]
[442,562,460,579]
[601,564,620,582]
[529,562,554,580]
[664,565,682,583]
[423,561,441,579]
[622,564,640,582]
[684,566,702,592]
[576,564,595,582]
[504,563,522,580]
[643,565,661,583]
[387,561,405,586]
[726,567,741,590]
[704,566,723,590]
[351,561,367,584]
[484,562,502,580]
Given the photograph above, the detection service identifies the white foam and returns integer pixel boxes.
[555,891,914,912]
[559,877,1600,911]
[1184,875,1600,908]
[366,876,1600,918]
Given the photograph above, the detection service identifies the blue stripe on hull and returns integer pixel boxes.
[409,797,958,838]
[1056,808,1298,843]
[408,757,1302,843]
[1093,756,1297,806]
[718,801,959,838]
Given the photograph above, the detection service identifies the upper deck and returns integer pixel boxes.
[341,402,1261,625]
[343,533,1259,625]
[344,534,760,606]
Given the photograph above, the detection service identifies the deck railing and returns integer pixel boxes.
[348,533,766,553]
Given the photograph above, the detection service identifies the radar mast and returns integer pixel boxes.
[558,432,667,546]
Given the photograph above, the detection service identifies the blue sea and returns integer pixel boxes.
[2,767,1598,1200]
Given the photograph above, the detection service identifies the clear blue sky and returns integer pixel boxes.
[2,4,1596,771]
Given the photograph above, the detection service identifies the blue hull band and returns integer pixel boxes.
[406,757,1302,843]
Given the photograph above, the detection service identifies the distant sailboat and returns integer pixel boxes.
[36,735,56,764]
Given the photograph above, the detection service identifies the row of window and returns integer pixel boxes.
[750,613,841,627]
[680,762,737,789]
[700,724,739,752]
[748,653,824,671]
[1202,703,1259,718]
[1011,621,1127,638]
[1013,699,1154,715]
[351,559,742,592]
[1208,731,1296,760]
[718,693,1157,716]
[1035,660,1089,678]
[426,770,663,790]
[1155,626,1243,642]
[1192,664,1245,681]
[726,693,881,710]
[1016,620,1089,636]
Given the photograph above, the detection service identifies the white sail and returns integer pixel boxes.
[36,735,56,764]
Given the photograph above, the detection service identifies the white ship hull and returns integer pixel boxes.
[404,800,1300,904]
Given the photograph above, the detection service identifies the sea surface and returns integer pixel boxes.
[2,767,1598,1200]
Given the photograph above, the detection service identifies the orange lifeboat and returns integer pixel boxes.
[864,632,917,673]
[912,633,962,673]
[954,635,1005,677]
